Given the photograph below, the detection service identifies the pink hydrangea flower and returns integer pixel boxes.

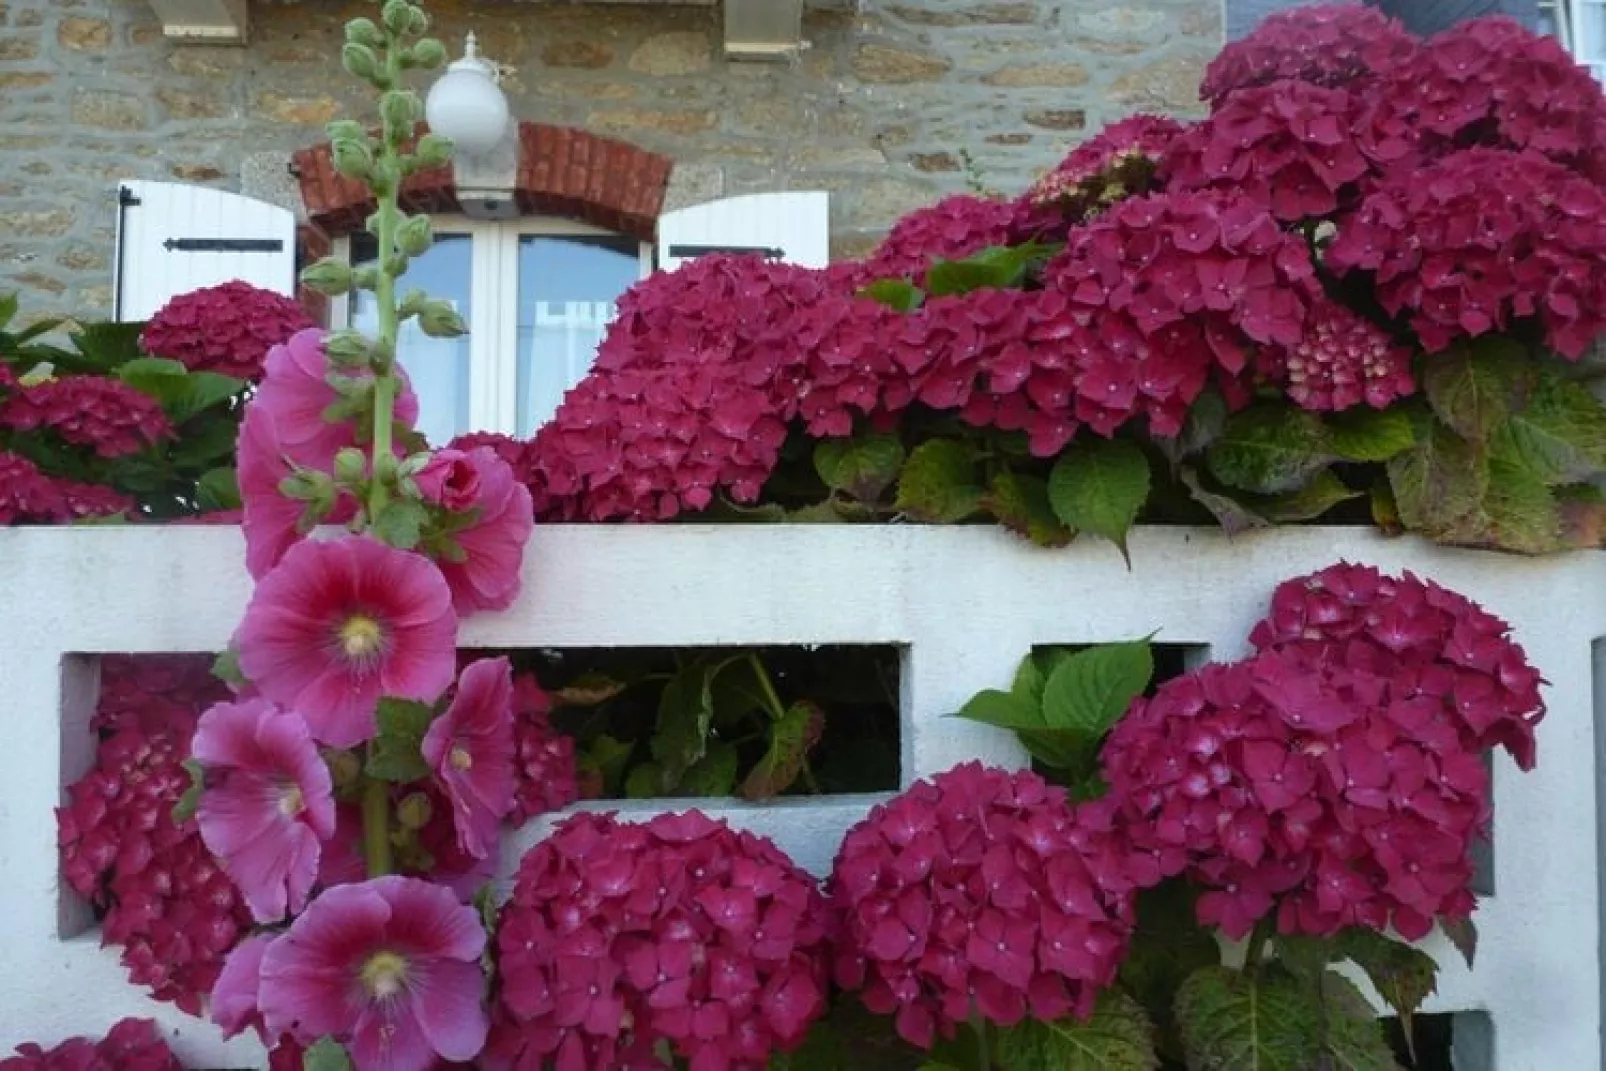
[422,657,517,861]
[830,763,1138,1049]
[489,810,831,1070]
[258,876,489,1071]
[141,280,315,381]
[1,1019,182,1071]
[430,446,535,615]
[234,536,458,748]
[1200,3,1419,102]
[192,699,336,922]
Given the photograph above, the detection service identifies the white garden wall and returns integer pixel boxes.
[0,524,1601,1069]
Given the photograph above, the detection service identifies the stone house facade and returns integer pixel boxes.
[0,0,1546,439]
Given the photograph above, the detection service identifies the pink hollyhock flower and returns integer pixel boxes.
[213,932,276,1040]
[237,404,356,580]
[430,447,535,615]
[258,876,489,1071]
[422,657,517,861]
[253,328,420,466]
[192,698,336,922]
[235,536,458,748]
[413,448,481,511]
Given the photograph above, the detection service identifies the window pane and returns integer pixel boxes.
[351,232,472,447]
[515,235,639,435]
[1579,0,1606,76]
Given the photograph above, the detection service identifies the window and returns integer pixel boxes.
[1561,0,1606,82]
[334,217,652,445]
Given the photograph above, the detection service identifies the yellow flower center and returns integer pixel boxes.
[339,615,384,659]
[360,950,409,1000]
[449,745,473,772]
[278,784,304,817]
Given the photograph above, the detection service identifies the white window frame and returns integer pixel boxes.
[332,214,653,437]
[1562,0,1606,82]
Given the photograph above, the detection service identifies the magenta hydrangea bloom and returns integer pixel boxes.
[428,446,535,615]
[259,876,489,1071]
[1255,295,1415,412]
[422,656,517,861]
[1,1019,182,1071]
[0,375,172,460]
[141,280,315,380]
[1326,147,1606,357]
[1100,566,1545,946]
[830,763,1137,1049]
[488,810,831,1070]
[234,536,458,748]
[859,194,1019,282]
[193,698,336,922]
[1200,3,1419,102]
[1011,114,1184,242]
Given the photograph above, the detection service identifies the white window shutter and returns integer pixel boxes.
[113,180,297,322]
[655,192,830,273]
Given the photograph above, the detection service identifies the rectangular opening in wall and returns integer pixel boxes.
[1383,1010,1493,1071]
[495,643,902,803]
[57,652,227,941]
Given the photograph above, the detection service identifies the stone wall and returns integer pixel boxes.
[0,0,1220,321]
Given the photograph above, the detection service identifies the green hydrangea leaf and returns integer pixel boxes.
[1047,438,1151,560]
[1011,653,1048,707]
[117,356,248,424]
[1121,883,1220,1063]
[741,700,824,800]
[956,687,1043,730]
[895,438,983,522]
[857,279,925,313]
[1388,422,1563,553]
[995,991,1160,1071]
[624,761,666,798]
[1157,388,1229,464]
[1421,337,1533,443]
[196,467,242,512]
[1337,929,1438,1024]
[365,698,436,782]
[814,432,906,503]
[672,741,740,797]
[983,469,1074,547]
[1490,368,1606,485]
[1174,965,1322,1071]
[1328,407,1417,462]
[578,733,634,797]
[1249,470,1360,523]
[1206,404,1336,495]
[1440,916,1478,969]
[651,663,717,788]
[1320,973,1406,1071]
[1180,467,1271,537]
[924,243,1044,296]
[1040,639,1153,738]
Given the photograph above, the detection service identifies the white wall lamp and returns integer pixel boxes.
[425,32,511,159]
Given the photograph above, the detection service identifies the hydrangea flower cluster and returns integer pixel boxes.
[1162,81,1378,221]
[1010,114,1182,243]
[1255,295,1416,411]
[1326,147,1606,356]
[1199,3,1420,101]
[1248,561,1545,768]
[1100,563,1541,942]
[830,763,1137,1049]
[57,722,251,1014]
[859,194,1019,282]
[0,451,134,523]
[1041,190,1321,436]
[489,810,832,1070]
[0,376,171,459]
[1382,16,1606,179]
[0,1019,181,1071]
[509,672,581,824]
[140,280,315,380]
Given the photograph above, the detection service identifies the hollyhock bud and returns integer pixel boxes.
[413,448,481,510]
[300,257,354,297]
[418,299,467,338]
[343,19,382,49]
[415,133,453,169]
[412,37,447,69]
[395,213,433,258]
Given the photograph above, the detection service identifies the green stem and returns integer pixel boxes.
[361,772,393,877]
[366,30,406,521]
[748,653,787,721]
[1243,915,1276,975]
[972,1014,992,1071]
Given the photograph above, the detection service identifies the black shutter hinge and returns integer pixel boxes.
[667,243,784,259]
[119,187,141,207]
[162,238,285,253]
